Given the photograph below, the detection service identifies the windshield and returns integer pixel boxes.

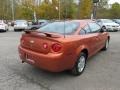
[102,19,114,23]
[38,22,79,34]
[116,19,120,23]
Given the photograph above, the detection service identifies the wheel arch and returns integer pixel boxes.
[76,45,89,60]
[108,36,110,41]
[81,49,88,59]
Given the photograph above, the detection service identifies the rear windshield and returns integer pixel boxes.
[15,20,27,24]
[38,22,79,34]
[116,19,120,23]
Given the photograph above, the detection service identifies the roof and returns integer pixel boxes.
[72,19,94,28]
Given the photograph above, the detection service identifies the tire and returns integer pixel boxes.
[14,29,18,32]
[14,29,22,32]
[31,27,37,30]
[114,30,118,32]
[71,52,87,76]
[102,39,109,51]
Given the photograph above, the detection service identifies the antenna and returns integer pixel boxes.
[63,0,67,38]
[63,18,65,38]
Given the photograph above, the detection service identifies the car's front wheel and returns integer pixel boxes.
[31,27,38,30]
[71,52,87,76]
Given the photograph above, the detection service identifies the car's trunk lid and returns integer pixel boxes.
[21,31,62,54]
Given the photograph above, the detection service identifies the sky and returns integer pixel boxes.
[108,0,120,4]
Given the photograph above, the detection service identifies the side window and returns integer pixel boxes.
[88,23,101,33]
[84,25,91,33]
[80,29,86,35]
[96,20,102,25]
[80,24,91,35]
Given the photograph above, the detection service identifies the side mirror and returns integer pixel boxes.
[100,26,106,33]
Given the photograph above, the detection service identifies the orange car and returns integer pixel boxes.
[18,20,110,75]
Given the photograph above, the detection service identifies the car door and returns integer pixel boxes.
[80,24,98,57]
[88,22,104,52]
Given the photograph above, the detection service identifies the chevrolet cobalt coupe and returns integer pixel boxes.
[18,20,110,75]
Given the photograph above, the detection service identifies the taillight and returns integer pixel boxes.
[43,43,48,49]
[51,43,62,52]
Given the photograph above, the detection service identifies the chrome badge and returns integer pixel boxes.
[30,40,34,44]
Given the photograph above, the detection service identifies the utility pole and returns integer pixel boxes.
[78,0,81,19]
[34,0,37,22]
[93,3,97,19]
[59,0,61,20]
[11,0,14,21]
[93,0,99,19]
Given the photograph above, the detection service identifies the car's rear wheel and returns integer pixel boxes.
[14,29,18,32]
[71,52,87,76]
[102,39,109,51]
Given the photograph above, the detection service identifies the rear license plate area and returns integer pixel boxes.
[25,54,35,64]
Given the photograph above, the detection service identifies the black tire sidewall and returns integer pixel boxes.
[71,52,87,76]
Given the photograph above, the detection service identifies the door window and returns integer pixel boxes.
[88,23,101,33]
[83,24,91,34]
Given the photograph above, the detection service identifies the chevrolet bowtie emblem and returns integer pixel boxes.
[30,40,34,44]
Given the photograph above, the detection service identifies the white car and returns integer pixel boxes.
[0,20,8,32]
[14,20,28,31]
[96,19,120,32]
[113,19,120,31]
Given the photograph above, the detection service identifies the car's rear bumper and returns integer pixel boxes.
[0,26,6,30]
[0,29,6,31]
[18,46,74,72]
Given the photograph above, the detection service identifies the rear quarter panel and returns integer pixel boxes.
[56,35,91,69]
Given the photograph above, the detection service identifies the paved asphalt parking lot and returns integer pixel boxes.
[0,30,120,90]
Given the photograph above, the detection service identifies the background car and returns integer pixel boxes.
[18,20,110,76]
[28,20,50,30]
[113,19,120,31]
[113,19,120,25]
[0,20,8,32]
[96,19,120,32]
[14,20,28,31]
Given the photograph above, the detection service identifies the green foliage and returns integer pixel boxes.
[97,2,120,19]
[37,1,54,19]
[0,0,12,19]
[97,8,110,19]
[109,3,120,19]
[15,5,33,20]
[0,0,120,20]
[60,0,76,19]
[93,0,99,3]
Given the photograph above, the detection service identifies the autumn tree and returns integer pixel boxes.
[0,0,15,20]
[15,0,40,20]
[60,0,76,19]
[36,0,53,19]
[78,0,92,19]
